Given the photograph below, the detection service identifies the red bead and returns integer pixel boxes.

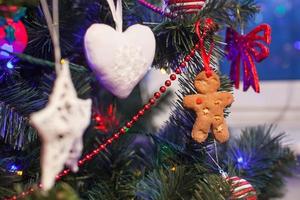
[93,149,99,154]
[154,92,161,99]
[144,104,151,110]
[78,160,84,166]
[160,86,166,93]
[63,170,69,174]
[86,155,92,160]
[190,49,196,57]
[180,61,187,68]
[165,80,171,87]
[175,68,182,74]
[100,144,106,149]
[170,74,177,81]
[184,55,191,62]
[107,138,113,144]
[133,115,139,122]
[120,128,126,134]
[138,109,145,116]
[90,152,96,157]
[113,133,120,139]
[126,122,132,128]
[195,44,200,49]
[149,98,155,105]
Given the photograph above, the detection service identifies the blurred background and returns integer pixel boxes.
[222,0,300,198]
[143,0,300,199]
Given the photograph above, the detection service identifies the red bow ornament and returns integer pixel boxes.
[225,24,271,93]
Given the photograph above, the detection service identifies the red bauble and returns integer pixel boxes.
[0,18,28,60]
[166,0,207,14]
[227,176,257,200]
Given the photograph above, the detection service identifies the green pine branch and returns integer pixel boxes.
[220,125,297,199]
[135,165,230,200]
[0,80,48,149]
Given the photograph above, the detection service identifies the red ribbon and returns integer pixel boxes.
[225,24,271,93]
[195,18,216,77]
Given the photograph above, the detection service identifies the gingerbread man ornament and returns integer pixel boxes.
[183,71,234,143]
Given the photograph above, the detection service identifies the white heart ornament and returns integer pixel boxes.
[84,24,155,98]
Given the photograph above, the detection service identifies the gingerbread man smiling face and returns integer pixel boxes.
[183,71,234,143]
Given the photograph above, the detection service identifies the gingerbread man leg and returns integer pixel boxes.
[212,117,229,143]
[191,117,211,143]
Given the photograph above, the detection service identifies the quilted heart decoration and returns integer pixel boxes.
[84,0,156,99]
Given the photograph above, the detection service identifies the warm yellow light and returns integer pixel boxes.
[171,167,176,171]
[17,171,23,176]
[160,68,167,74]
[61,59,66,64]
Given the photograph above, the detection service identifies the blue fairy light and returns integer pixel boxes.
[237,157,244,164]
[9,164,18,172]
[234,150,250,169]
[6,60,14,69]
[294,41,300,51]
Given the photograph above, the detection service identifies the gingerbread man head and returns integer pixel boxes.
[194,71,220,94]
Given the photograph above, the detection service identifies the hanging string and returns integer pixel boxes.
[52,0,60,44]
[204,140,228,178]
[214,139,219,164]
[194,18,215,77]
[40,0,61,74]
[106,0,123,32]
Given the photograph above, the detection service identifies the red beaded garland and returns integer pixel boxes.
[113,133,120,139]
[160,86,167,93]
[154,92,161,99]
[149,98,156,105]
[144,104,151,110]
[185,55,191,62]
[132,115,139,122]
[175,68,182,74]
[78,160,84,166]
[126,122,132,128]
[165,80,172,87]
[120,128,126,134]
[190,49,196,57]
[180,61,187,68]
[107,139,113,144]
[170,74,177,81]
[5,35,200,200]
[138,109,145,116]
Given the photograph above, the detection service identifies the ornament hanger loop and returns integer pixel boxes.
[204,140,228,178]
[40,0,61,74]
[106,0,123,32]
[195,18,216,77]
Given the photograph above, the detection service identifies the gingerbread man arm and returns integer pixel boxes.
[183,94,205,110]
[217,92,234,107]
[183,95,198,109]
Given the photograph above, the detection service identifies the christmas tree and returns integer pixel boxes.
[0,0,297,199]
